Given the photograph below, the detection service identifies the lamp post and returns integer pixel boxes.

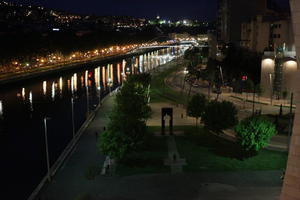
[287,92,294,151]
[269,73,273,105]
[182,68,188,93]
[71,97,75,138]
[43,117,51,182]
[86,84,90,116]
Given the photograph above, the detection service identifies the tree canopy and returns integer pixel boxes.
[202,100,238,132]
[235,116,277,154]
[98,74,152,159]
[187,93,207,126]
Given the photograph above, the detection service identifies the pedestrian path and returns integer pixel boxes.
[39,94,115,200]
[164,136,186,173]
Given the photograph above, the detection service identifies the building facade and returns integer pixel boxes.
[280,0,300,199]
[261,51,297,98]
[217,0,270,45]
[241,15,294,52]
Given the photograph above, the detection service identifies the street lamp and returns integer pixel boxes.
[269,73,273,105]
[71,97,75,139]
[182,68,189,92]
[43,117,51,182]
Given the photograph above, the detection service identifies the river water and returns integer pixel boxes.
[0,46,188,199]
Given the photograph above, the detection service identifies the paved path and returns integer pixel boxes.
[164,136,186,173]
[39,94,115,200]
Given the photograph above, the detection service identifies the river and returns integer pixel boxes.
[0,45,188,199]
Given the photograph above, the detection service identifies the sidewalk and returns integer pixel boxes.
[39,94,115,200]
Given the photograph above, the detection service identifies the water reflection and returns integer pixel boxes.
[43,81,47,96]
[59,77,63,96]
[29,91,33,112]
[22,88,26,100]
[0,100,3,118]
[51,82,56,101]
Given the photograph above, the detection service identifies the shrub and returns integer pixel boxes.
[235,116,277,154]
[202,100,238,132]
[186,93,207,126]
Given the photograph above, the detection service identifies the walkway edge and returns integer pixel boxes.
[27,89,117,200]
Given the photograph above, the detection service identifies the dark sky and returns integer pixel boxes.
[6,0,218,20]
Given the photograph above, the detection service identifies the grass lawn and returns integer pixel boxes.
[150,58,189,105]
[116,129,168,176]
[174,126,288,172]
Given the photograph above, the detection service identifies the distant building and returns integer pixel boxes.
[240,14,294,52]
[217,0,271,45]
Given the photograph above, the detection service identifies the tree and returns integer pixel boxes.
[235,116,277,156]
[98,74,152,159]
[97,129,130,160]
[202,100,238,133]
[186,94,207,126]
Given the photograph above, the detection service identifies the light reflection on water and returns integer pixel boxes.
[0,100,3,118]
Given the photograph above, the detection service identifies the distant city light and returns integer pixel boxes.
[52,28,60,31]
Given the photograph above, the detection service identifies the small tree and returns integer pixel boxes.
[98,74,152,160]
[202,100,238,133]
[186,94,207,126]
[235,116,277,156]
[97,129,130,160]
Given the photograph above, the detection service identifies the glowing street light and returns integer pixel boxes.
[43,117,51,182]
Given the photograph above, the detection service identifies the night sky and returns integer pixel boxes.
[6,0,218,20]
[5,0,290,20]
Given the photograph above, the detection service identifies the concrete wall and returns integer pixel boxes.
[261,57,297,98]
[280,0,300,199]
[261,58,275,97]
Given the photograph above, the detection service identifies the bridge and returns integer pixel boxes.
[129,39,208,53]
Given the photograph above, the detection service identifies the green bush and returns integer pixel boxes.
[235,116,277,154]
[202,100,238,132]
[186,93,207,126]
[98,130,131,160]
[97,74,152,160]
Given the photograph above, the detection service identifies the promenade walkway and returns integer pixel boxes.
[39,94,115,200]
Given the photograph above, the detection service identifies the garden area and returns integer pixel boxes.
[98,47,288,177]
[174,126,288,172]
